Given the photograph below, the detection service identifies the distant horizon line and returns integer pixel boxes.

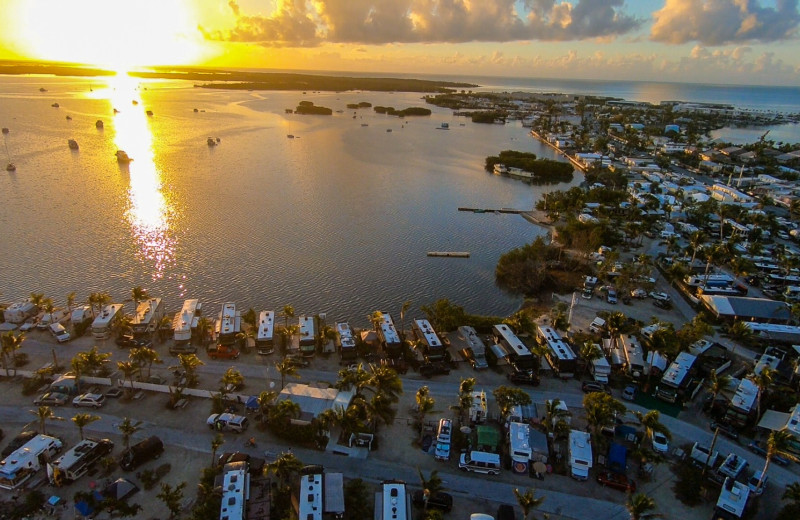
[2,58,799,91]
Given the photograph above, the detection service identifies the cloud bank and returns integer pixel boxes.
[651,0,800,45]
[200,0,642,47]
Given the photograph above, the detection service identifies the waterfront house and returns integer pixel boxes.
[700,295,792,324]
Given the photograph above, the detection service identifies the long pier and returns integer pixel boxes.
[427,251,470,258]
[457,207,525,214]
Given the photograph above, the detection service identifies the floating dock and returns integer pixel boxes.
[457,207,524,214]
[427,251,470,258]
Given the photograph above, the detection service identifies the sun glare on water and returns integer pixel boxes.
[17,0,204,71]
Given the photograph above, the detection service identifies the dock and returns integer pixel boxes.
[427,252,470,258]
[457,207,525,214]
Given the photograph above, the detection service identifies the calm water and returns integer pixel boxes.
[0,75,578,325]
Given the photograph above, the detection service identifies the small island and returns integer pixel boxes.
[485,150,574,183]
[294,101,333,115]
[373,106,432,117]
[346,102,373,109]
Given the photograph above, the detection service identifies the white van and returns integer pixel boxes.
[458,451,501,475]
[49,323,70,343]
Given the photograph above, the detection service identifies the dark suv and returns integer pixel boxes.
[507,368,540,386]
[411,490,453,512]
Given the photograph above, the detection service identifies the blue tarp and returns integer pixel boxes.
[608,442,627,473]
[245,395,259,411]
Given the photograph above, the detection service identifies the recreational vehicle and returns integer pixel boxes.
[219,461,250,520]
[413,319,446,361]
[37,309,67,330]
[256,310,275,355]
[70,305,93,327]
[374,480,412,520]
[656,352,698,403]
[458,326,488,369]
[3,300,39,324]
[469,390,487,424]
[713,478,750,519]
[538,325,576,378]
[130,298,164,336]
[48,438,114,486]
[91,303,124,340]
[376,312,402,358]
[299,470,323,520]
[589,343,611,384]
[172,299,201,344]
[620,335,646,379]
[493,324,535,370]
[509,422,533,474]
[216,302,241,346]
[298,315,317,357]
[336,321,357,362]
[298,466,345,520]
[568,430,593,481]
[0,434,62,490]
[725,378,758,428]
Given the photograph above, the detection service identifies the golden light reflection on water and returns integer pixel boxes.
[106,73,177,281]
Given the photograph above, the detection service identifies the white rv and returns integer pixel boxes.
[299,471,323,520]
[509,422,533,474]
[0,434,62,490]
[130,297,164,336]
[620,335,646,379]
[297,315,316,357]
[336,321,357,362]
[216,302,241,345]
[589,343,611,384]
[70,305,93,327]
[714,478,750,519]
[256,310,275,355]
[469,390,487,424]
[48,438,114,485]
[91,303,124,339]
[219,461,249,520]
[374,480,412,520]
[656,352,697,403]
[3,300,39,324]
[37,309,67,330]
[172,299,201,344]
[568,430,593,481]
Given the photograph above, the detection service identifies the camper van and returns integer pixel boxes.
[469,390,487,425]
[91,303,124,340]
[0,434,63,490]
[458,451,501,475]
[3,300,39,324]
[589,343,611,384]
[434,418,453,461]
[375,480,412,520]
[568,430,593,481]
[656,352,697,403]
[48,438,114,485]
[413,319,445,361]
[493,324,535,370]
[509,422,533,474]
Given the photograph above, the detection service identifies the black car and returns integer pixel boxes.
[582,381,610,394]
[653,299,672,309]
[411,490,453,512]
[710,421,739,441]
[419,362,450,377]
[1,430,38,458]
[115,335,153,349]
[507,369,540,386]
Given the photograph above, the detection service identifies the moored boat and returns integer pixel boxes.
[95,120,103,129]
[6,163,16,172]
[68,139,79,150]
[115,150,132,163]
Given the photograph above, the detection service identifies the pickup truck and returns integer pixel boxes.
[207,344,240,360]
[207,413,249,433]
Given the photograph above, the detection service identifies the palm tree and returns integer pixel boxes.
[335,364,372,397]
[706,369,731,404]
[131,286,149,312]
[75,346,112,376]
[399,300,412,341]
[221,367,244,392]
[270,399,301,425]
[687,231,707,264]
[606,312,628,353]
[1,330,25,376]
[748,366,776,420]
[156,482,186,520]
[783,482,800,503]
[195,316,212,346]
[513,488,545,520]
[210,433,224,468]
[626,493,662,520]
[31,406,61,434]
[417,468,443,512]
[43,298,56,326]
[544,398,570,438]
[757,430,800,490]
[281,305,295,329]
[368,365,403,403]
[275,358,300,390]
[257,390,277,419]
[177,353,204,387]
[72,412,100,440]
[130,345,162,379]
[116,360,140,390]
[365,392,397,431]
[579,342,602,377]
[66,292,76,314]
[29,292,46,310]
[633,410,671,447]
[415,386,435,427]
[266,451,303,488]
[117,417,143,451]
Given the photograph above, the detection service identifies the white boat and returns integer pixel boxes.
[115,150,132,163]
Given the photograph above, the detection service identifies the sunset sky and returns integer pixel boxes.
[1,0,798,86]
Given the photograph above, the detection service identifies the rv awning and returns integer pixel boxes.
[758,410,790,431]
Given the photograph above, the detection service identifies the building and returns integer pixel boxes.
[700,295,791,324]
[276,383,354,425]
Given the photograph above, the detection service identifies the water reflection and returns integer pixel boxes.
[107,73,176,280]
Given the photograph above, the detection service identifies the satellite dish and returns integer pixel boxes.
[460,426,471,434]
[269,382,275,389]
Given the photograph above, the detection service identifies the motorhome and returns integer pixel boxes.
[0,434,62,490]
[725,378,758,428]
[297,315,317,357]
[413,319,446,361]
[656,352,697,403]
[458,326,488,370]
[620,335,646,379]
[298,466,345,520]
[537,325,576,378]
[3,300,39,324]
[216,302,241,346]
[509,422,533,474]
[458,451,501,475]
[493,324,535,370]
[219,461,249,520]
[255,310,275,355]
[37,309,67,330]
[754,352,781,376]
[91,303,124,340]
[172,299,201,344]
[48,438,114,486]
[299,470,323,520]
[70,305,93,327]
[469,390,487,425]
[568,430,593,481]
[377,312,402,358]
[336,321,357,362]
[130,297,164,336]
[374,480,412,520]
[589,343,611,384]
[714,478,750,519]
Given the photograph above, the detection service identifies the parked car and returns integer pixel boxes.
[709,421,739,441]
[581,288,593,300]
[105,387,124,399]
[596,471,637,492]
[581,381,609,394]
[653,298,672,309]
[34,391,69,406]
[207,413,249,433]
[649,291,671,302]
[1,430,38,458]
[630,288,647,299]
[496,505,517,520]
[419,362,450,377]
[652,432,669,454]
[747,471,768,496]
[622,385,637,401]
[169,343,198,355]
[412,490,453,512]
[606,289,618,304]
[115,334,152,349]
[207,344,240,360]
[507,368,540,386]
[747,440,790,466]
[73,393,106,408]
[119,436,164,471]
[49,323,71,343]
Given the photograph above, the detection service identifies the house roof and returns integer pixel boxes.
[277,383,354,423]
[701,295,791,322]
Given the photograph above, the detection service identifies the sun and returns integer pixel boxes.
[15,0,206,71]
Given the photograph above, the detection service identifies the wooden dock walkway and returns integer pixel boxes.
[457,207,525,214]
[427,251,470,258]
